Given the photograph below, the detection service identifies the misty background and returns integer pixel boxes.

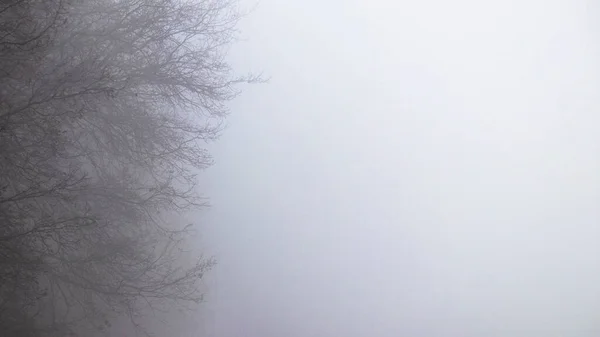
[195,0,600,336]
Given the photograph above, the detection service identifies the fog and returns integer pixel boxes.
[199,0,600,336]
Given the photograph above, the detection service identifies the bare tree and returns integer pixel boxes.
[0,0,258,335]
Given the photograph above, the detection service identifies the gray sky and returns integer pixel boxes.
[196,0,600,336]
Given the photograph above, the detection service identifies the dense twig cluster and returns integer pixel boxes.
[0,0,254,335]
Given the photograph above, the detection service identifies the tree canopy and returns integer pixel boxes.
[0,0,256,335]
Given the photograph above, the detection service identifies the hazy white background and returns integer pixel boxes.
[198,0,600,336]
